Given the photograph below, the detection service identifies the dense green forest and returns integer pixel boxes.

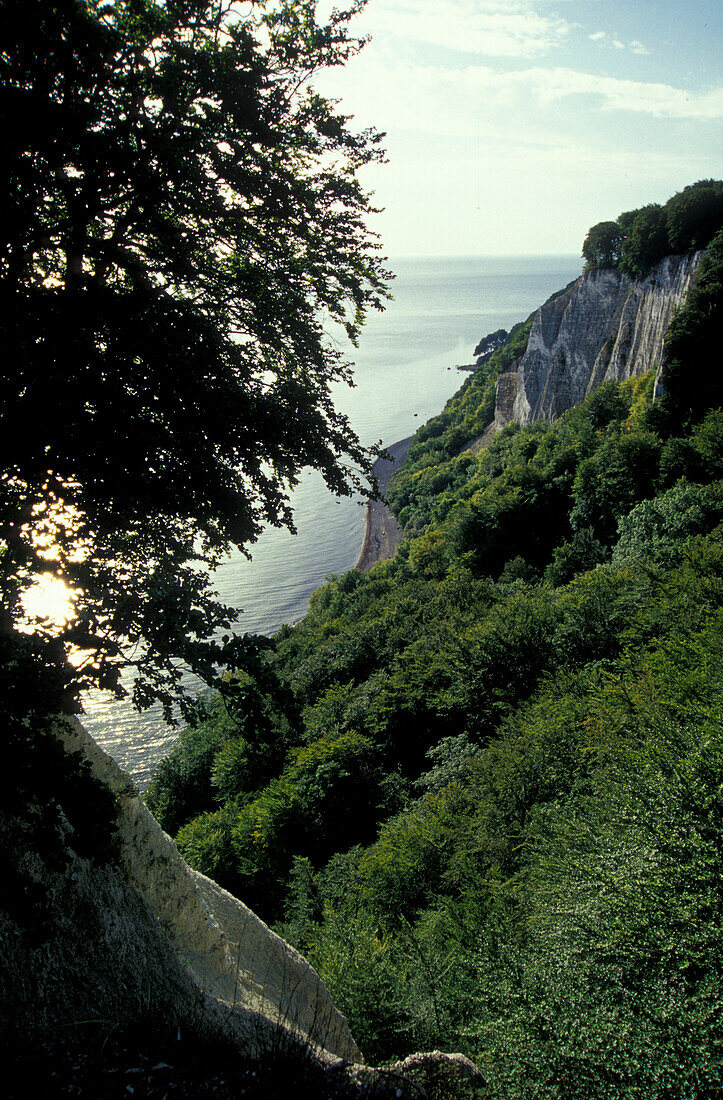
[147,190,723,1094]
[581,178,723,276]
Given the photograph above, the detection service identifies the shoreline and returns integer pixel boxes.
[356,436,413,572]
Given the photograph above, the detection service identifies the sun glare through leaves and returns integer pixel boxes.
[21,573,76,629]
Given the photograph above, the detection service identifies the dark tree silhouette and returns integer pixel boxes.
[0,0,389,720]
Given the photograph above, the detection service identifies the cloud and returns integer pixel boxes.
[312,2,719,256]
[341,48,723,124]
[523,67,723,119]
[357,0,571,58]
[588,29,652,55]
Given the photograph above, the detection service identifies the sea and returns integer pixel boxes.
[83,254,582,786]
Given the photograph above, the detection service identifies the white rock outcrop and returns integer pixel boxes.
[3,716,360,1062]
[494,252,702,430]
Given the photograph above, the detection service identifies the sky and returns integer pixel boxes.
[315,0,723,256]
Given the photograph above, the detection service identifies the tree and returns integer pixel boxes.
[0,0,389,722]
[581,220,623,269]
[570,431,663,544]
[619,203,668,277]
[665,179,723,253]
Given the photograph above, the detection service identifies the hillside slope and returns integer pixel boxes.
[147,189,723,1093]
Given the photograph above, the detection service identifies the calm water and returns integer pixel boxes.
[84,254,581,784]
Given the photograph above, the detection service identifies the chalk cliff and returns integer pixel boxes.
[1,717,360,1064]
[493,252,702,430]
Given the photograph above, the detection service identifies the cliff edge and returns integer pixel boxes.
[494,251,702,430]
[0,716,360,1064]
[357,437,412,571]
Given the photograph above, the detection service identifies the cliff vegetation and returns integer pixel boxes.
[582,179,723,276]
[148,192,723,1094]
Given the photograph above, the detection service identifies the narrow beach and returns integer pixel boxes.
[356,436,412,571]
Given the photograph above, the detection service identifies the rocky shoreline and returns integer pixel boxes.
[356,436,412,572]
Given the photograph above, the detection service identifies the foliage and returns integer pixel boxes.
[612,480,723,568]
[660,228,723,429]
[158,361,723,905]
[474,328,508,362]
[146,657,299,832]
[484,709,723,1097]
[146,183,723,1087]
[619,203,668,277]
[569,430,663,543]
[144,701,230,837]
[176,728,392,914]
[0,0,388,722]
[386,315,537,529]
[582,219,623,268]
[666,178,723,252]
[583,180,723,276]
[307,908,415,1062]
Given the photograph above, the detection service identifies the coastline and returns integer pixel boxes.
[356,436,413,572]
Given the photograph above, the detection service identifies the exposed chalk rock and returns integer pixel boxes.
[1,716,360,1063]
[493,252,702,431]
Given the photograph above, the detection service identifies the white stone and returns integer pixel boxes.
[50,716,361,1062]
[494,252,702,430]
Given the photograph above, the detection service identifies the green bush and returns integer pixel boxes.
[154,191,723,1087]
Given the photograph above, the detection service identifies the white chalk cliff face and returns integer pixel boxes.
[1,717,360,1063]
[494,252,702,430]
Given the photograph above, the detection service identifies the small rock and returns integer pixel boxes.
[390,1049,483,1088]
